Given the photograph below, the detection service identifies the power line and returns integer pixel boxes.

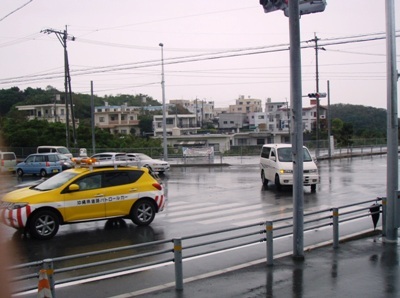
[0,0,33,22]
[0,32,395,86]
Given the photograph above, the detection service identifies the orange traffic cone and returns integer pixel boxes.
[37,269,52,298]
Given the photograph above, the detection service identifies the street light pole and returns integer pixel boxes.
[159,43,168,161]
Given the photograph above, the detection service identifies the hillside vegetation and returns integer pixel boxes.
[329,103,387,138]
[0,87,393,149]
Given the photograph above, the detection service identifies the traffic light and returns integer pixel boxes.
[261,0,327,17]
[259,0,288,13]
[307,92,327,98]
[283,0,327,17]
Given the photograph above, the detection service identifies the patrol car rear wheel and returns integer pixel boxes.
[131,200,155,226]
[28,209,60,240]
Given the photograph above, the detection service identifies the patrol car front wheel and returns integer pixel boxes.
[28,209,60,240]
[131,200,155,226]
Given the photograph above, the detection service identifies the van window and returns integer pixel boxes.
[38,148,52,153]
[277,148,292,162]
[56,147,70,155]
[303,148,313,162]
[261,147,271,159]
[35,155,45,162]
[48,154,58,162]
[2,153,16,160]
[270,149,276,159]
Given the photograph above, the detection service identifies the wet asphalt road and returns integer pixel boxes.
[0,154,388,266]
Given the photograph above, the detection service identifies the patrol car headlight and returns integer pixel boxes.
[9,203,28,210]
[279,169,293,174]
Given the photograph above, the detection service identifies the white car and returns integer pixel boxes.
[90,152,129,161]
[259,144,319,191]
[126,153,170,174]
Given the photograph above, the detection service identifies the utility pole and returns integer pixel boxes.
[41,26,77,149]
[385,0,399,241]
[91,81,96,155]
[159,43,168,161]
[308,34,325,157]
[288,0,304,259]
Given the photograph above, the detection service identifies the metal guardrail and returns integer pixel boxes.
[9,198,383,296]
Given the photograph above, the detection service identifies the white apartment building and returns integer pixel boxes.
[264,98,327,134]
[15,103,78,126]
[94,103,140,135]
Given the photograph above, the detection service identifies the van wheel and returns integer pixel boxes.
[275,175,282,190]
[40,169,47,177]
[17,168,24,177]
[261,171,268,186]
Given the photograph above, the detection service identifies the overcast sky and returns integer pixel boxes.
[0,0,399,110]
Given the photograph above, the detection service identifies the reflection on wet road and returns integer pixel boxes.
[0,155,388,264]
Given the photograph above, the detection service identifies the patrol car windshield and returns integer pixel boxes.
[33,171,79,191]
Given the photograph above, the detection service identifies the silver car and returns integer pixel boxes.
[126,153,170,174]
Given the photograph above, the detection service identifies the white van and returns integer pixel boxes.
[0,151,17,173]
[37,146,73,158]
[259,143,319,191]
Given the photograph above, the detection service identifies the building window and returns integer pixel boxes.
[258,115,265,119]
[99,117,104,122]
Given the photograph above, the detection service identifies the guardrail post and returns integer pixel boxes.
[382,198,387,237]
[43,258,55,298]
[332,208,339,249]
[266,221,273,266]
[173,238,183,290]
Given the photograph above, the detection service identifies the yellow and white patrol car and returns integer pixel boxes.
[0,158,166,240]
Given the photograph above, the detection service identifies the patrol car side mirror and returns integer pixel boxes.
[69,184,80,192]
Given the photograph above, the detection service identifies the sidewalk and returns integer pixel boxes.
[115,231,400,298]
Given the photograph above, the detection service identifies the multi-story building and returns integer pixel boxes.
[228,95,262,114]
[169,99,215,126]
[153,113,199,137]
[94,103,140,135]
[218,113,248,132]
[15,103,78,126]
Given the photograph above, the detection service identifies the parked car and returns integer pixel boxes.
[15,153,63,177]
[126,153,170,174]
[58,154,73,171]
[90,152,129,162]
[0,151,17,173]
[37,146,73,158]
[0,160,166,240]
[259,143,319,191]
